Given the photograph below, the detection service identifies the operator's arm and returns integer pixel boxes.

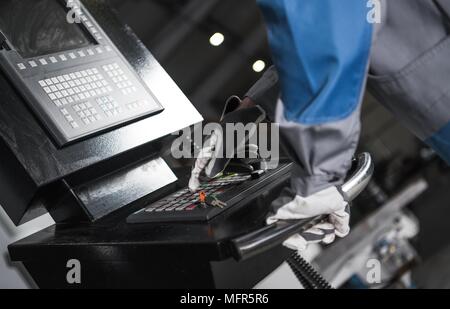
[257,0,373,196]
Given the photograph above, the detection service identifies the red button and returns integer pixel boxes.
[186,204,197,211]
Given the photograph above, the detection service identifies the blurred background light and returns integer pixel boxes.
[252,60,266,73]
[209,32,225,46]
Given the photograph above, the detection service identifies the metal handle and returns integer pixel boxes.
[231,153,374,261]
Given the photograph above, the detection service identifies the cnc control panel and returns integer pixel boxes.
[0,0,164,146]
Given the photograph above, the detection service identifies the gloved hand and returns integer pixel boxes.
[189,96,265,192]
[267,186,350,252]
[188,130,220,192]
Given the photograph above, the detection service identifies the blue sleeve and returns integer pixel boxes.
[256,0,374,196]
[426,122,450,165]
[257,0,373,124]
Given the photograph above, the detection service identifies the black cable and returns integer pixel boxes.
[288,252,334,289]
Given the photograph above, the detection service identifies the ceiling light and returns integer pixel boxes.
[252,60,266,73]
[209,32,225,47]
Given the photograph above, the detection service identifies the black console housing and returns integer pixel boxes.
[0,0,201,225]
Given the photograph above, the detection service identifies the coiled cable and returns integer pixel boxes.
[287,252,333,289]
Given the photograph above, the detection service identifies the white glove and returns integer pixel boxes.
[188,131,219,192]
[188,132,258,192]
[267,186,350,252]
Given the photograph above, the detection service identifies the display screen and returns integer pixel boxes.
[0,0,96,58]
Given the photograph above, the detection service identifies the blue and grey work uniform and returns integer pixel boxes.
[245,0,450,196]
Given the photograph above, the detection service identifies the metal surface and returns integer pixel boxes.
[74,157,177,221]
[340,153,374,202]
[232,153,374,261]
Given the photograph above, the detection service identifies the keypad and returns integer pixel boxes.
[60,108,79,129]
[144,174,251,213]
[39,68,112,109]
[73,101,102,125]
[96,95,122,118]
[103,63,137,95]
[32,59,152,136]
[37,67,115,128]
